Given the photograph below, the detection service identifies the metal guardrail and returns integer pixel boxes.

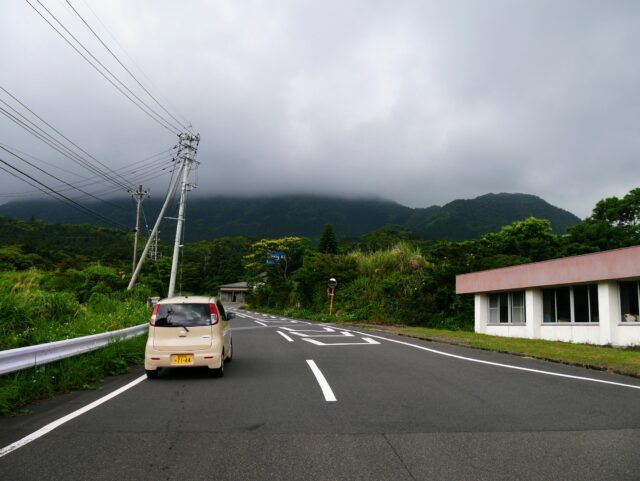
[0,324,148,376]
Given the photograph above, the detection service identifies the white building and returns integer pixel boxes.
[456,245,640,347]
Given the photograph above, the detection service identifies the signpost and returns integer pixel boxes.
[266,251,286,265]
[328,277,337,317]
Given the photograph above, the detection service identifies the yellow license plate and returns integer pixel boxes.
[171,354,193,365]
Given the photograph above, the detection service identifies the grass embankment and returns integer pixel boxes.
[0,269,150,350]
[0,269,151,415]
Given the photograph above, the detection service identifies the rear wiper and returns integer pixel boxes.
[174,323,190,332]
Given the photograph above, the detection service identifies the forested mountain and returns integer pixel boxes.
[406,193,580,240]
[0,193,580,241]
[0,217,132,267]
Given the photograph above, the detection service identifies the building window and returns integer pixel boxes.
[620,281,640,322]
[542,284,599,323]
[488,291,526,324]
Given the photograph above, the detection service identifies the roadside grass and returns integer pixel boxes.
[0,270,151,350]
[0,335,146,416]
[347,324,640,378]
[249,306,640,378]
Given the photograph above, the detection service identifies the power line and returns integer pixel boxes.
[0,156,129,230]
[0,147,176,198]
[79,0,194,134]
[24,0,181,135]
[0,104,131,192]
[0,141,92,182]
[64,0,191,133]
[0,86,132,190]
[0,105,130,193]
[0,144,127,211]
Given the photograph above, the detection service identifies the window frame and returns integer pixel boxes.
[542,284,599,324]
[487,291,527,325]
[619,280,640,323]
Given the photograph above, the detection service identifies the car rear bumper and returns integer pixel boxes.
[144,350,223,370]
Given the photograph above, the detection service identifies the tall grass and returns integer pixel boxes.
[0,270,151,350]
[331,243,428,322]
[347,242,427,277]
[0,268,153,415]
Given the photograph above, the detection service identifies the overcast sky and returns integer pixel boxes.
[1,0,639,218]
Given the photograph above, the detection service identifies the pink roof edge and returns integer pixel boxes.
[456,244,640,294]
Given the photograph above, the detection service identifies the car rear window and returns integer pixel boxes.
[154,303,212,327]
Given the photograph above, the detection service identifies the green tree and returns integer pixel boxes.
[317,224,338,254]
[564,187,640,252]
[244,237,310,308]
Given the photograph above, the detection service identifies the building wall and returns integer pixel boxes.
[474,282,640,347]
[219,290,247,303]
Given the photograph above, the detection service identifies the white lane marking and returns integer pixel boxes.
[236,311,312,326]
[276,331,295,342]
[306,360,337,402]
[280,327,336,333]
[242,310,640,391]
[0,374,147,458]
[254,320,268,327]
[304,337,380,346]
[291,331,354,338]
[344,330,640,391]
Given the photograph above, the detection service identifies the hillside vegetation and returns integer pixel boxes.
[0,268,152,350]
[0,192,581,242]
[245,188,640,329]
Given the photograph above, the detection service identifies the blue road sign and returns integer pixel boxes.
[266,251,286,265]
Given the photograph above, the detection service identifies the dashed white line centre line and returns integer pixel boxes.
[306,360,337,402]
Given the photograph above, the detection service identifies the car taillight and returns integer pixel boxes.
[209,303,219,325]
[150,303,160,326]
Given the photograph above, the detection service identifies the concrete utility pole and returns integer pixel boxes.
[129,185,150,275]
[167,133,200,298]
[127,132,200,292]
[149,230,160,261]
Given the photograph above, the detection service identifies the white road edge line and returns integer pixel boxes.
[344,330,640,391]
[276,331,295,342]
[306,360,337,402]
[0,374,147,458]
[240,311,640,391]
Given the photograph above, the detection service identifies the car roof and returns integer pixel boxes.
[157,296,218,304]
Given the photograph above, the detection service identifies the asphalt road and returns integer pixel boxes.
[2,310,640,480]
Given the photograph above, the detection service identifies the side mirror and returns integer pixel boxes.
[227,312,236,320]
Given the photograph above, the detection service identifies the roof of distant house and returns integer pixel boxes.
[218,281,248,289]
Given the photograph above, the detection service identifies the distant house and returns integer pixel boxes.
[218,281,248,304]
[456,245,640,347]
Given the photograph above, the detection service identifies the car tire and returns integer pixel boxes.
[226,340,233,363]
[211,354,224,378]
[146,369,159,379]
